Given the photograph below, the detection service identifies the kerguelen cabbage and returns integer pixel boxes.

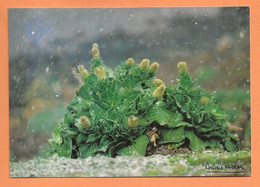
[49,43,238,158]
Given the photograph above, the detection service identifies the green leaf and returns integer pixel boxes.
[76,133,87,144]
[86,133,101,144]
[185,130,211,150]
[89,102,107,119]
[79,143,98,158]
[178,72,193,90]
[54,136,72,157]
[158,127,185,144]
[168,141,185,149]
[64,112,75,125]
[97,135,111,153]
[210,107,227,120]
[174,93,191,109]
[90,58,104,72]
[117,135,149,156]
[145,104,190,128]
[50,127,63,145]
[75,109,89,118]
[136,92,155,112]
[224,133,238,152]
[69,97,89,111]
[144,103,171,125]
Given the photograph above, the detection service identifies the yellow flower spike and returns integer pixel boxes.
[128,115,138,128]
[153,79,165,87]
[94,66,106,80]
[91,43,100,58]
[177,62,187,73]
[150,62,159,73]
[153,85,166,99]
[201,96,209,105]
[126,58,135,65]
[77,65,89,78]
[79,116,91,128]
[77,65,84,71]
[139,59,150,70]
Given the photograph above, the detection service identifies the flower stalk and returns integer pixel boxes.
[201,96,209,105]
[139,59,150,70]
[177,61,187,73]
[94,66,106,80]
[126,58,135,65]
[153,85,166,98]
[153,79,165,87]
[79,116,91,128]
[150,62,159,73]
[91,43,100,58]
[77,65,89,78]
[128,115,138,128]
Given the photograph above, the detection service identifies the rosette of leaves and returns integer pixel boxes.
[49,44,238,158]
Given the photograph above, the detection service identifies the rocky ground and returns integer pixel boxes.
[10,149,251,177]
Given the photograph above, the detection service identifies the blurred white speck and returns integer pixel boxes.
[240,31,244,38]
[194,22,198,25]
[130,14,134,17]
[100,28,104,32]
[31,31,35,35]
[56,94,60,98]
[45,67,49,72]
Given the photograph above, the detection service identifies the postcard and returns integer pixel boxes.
[9,7,251,178]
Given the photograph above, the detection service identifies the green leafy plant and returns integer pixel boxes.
[49,44,238,158]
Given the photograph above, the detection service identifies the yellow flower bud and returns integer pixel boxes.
[153,79,165,87]
[177,62,187,73]
[150,62,159,73]
[139,59,150,70]
[128,115,138,128]
[79,116,91,128]
[77,65,89,78]
[126,58,135,65]
[94,66,106,80]
[91,43,100,58]
[153,85,166,98]
[77,65,84,72]
[201,96,209,105]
